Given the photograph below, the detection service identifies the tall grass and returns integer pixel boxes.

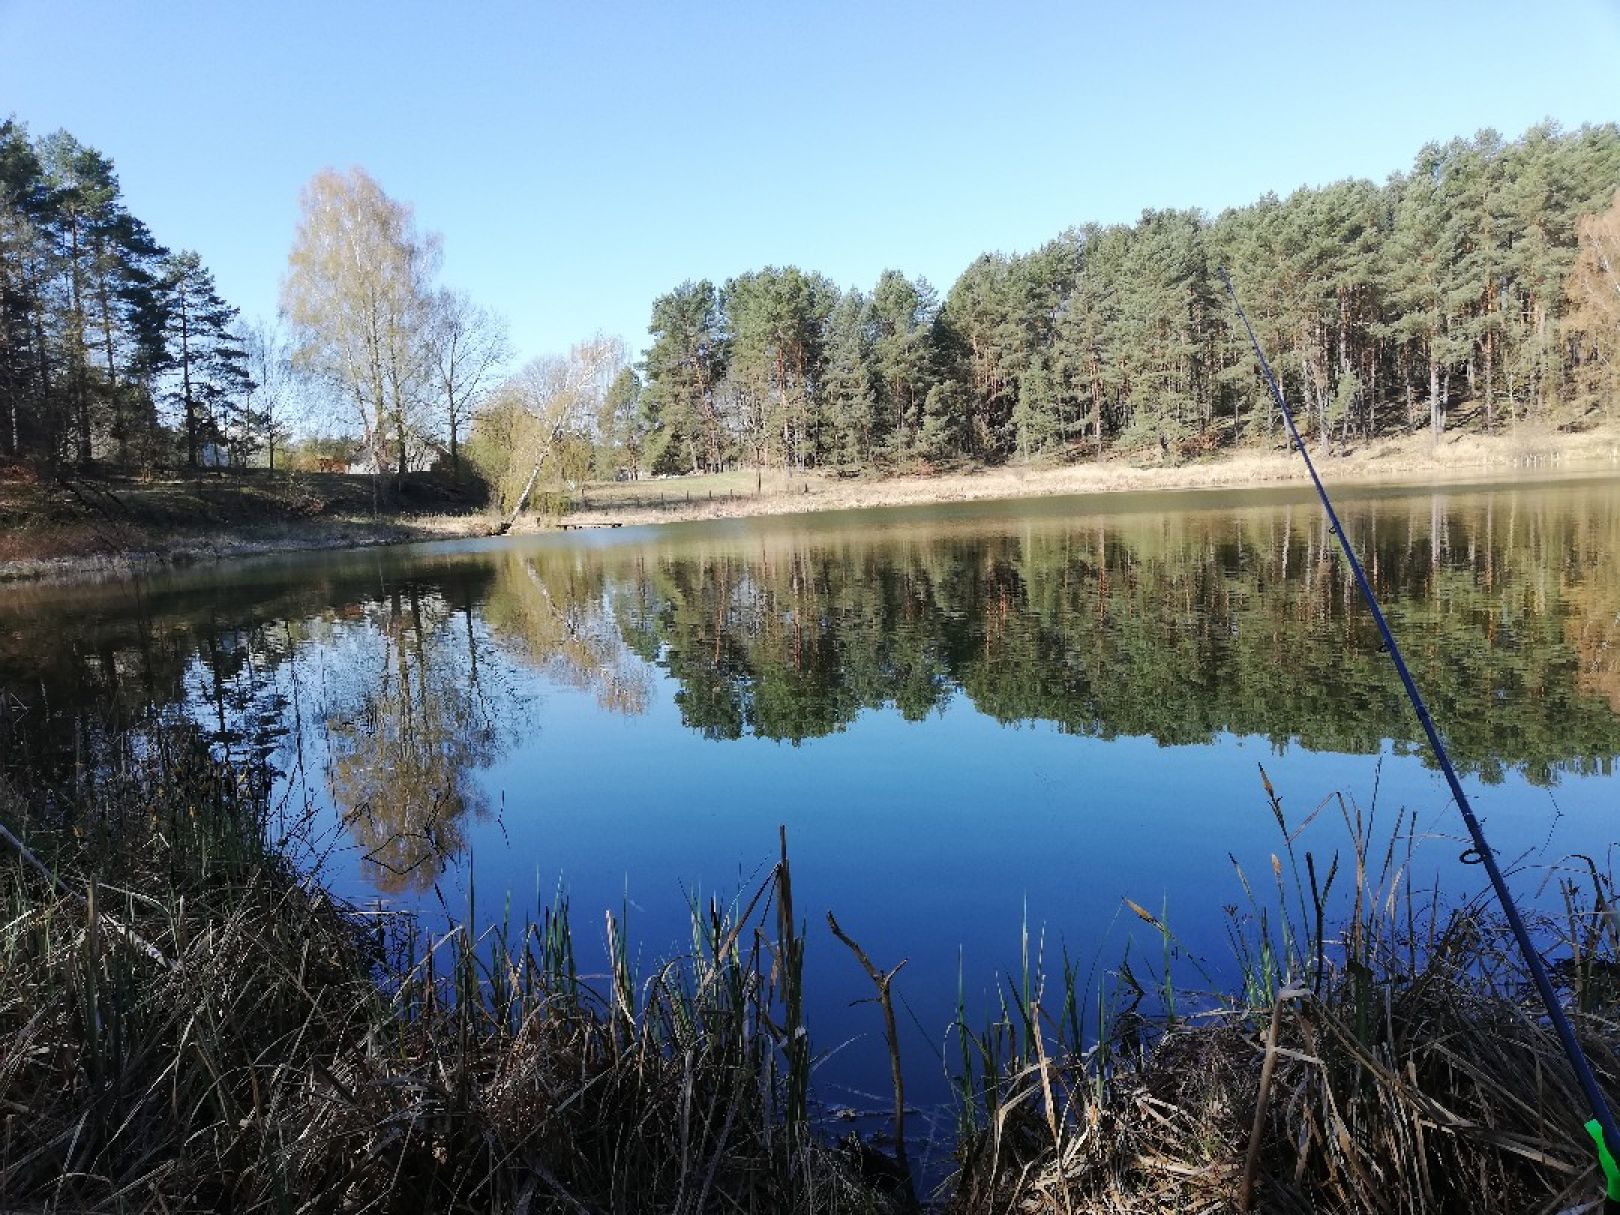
[0,725,898,1213]
[947,771,1620,1213]
[5,729,1617,1211]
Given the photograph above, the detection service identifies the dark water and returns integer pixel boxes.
[6,476,1620,1131]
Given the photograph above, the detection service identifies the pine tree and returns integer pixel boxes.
[159,251,251,467]
[40,131,169,465]
[0,119,54,458]
[722,266,836,471]
[1385,145,1469,438]
[822,289,879,470]
[940,256,1013,457]
[643,281,726,474]
[870,270,939,459]
[919,379,967,463]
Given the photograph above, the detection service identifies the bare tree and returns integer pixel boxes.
[490,335,625,533]
[425,288,509,480]
[240,317,304,470]
[279,167,439,500]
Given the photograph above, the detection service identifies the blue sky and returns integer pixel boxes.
[3,0,1617,364]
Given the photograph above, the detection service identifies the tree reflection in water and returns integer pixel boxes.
[324,585,506,892]
[6,481,1620,890]
[321,557,655,892]
[585,492,1620,784]
[481,552,654,716]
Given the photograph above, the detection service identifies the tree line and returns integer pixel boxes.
[0,122,513,481]
[600,122,1620,479]
[0,119,276,469]
[7,116,1618,494]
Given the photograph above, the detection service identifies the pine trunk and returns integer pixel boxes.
[1429,352,1443,439]
[180,297,196,468]
[1484,328,1495,430]
[95,270,123,463]
[68,219,91,465]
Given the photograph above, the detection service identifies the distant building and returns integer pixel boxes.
[344,438,447,476]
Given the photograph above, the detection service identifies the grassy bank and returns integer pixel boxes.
[561,419,1620,529]
[0,466,492,583]
[4,726,1618,1211]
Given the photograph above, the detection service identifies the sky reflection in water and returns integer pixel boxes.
[6,477,1620,1118]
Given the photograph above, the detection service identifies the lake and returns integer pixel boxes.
[5,474,1620,1145]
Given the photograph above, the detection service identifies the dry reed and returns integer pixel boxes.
[947,777,1620,1213]
[0,725,899,1213]
[4,730,1616,1212]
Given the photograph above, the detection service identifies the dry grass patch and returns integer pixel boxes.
[947,783,1620,1213]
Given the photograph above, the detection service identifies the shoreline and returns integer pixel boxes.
[6,422,1619,584]
[560,420,1620,528]
[0,514,495,586]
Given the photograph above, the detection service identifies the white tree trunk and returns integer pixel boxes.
[498,460,544,535]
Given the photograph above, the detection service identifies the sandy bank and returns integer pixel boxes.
[554,422,1620,529]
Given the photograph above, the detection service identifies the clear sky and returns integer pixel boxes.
[3,0,1617,364]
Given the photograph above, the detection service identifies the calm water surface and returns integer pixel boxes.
[6,476,1620,1125]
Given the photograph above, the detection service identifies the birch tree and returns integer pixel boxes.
[280,167,439,495]
[425,288,508,480]
[483,335,625,532]
[242,318,302,470]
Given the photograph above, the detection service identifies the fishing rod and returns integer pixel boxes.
[1217,267,1620,1208]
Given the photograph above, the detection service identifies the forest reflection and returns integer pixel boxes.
[0,550,658,892]
[597,491,1620,787]
[4,483,1620,890]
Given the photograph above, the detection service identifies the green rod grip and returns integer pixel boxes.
[1587,1119,1620,1201]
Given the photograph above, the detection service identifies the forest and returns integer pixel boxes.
[3,118,1619,491]
[619,122,1620,479]
[0,121,264,470]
